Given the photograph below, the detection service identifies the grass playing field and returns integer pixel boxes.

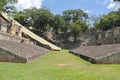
[0,50,120,80]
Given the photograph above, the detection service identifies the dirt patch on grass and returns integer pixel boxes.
[57,63,71,67]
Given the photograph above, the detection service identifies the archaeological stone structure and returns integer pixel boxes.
[96,27,120,45]
[70,44,120,64]
[0,12,61,50]
[0,12,61,63]
[0,12,31,44]
[71,26,120,64]
[80,27,120,46]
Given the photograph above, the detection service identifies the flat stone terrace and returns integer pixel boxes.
[70,44,120,63]
[0,40,49,63]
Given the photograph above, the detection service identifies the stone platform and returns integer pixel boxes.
[0,40,49,63]
[70,44,120,64]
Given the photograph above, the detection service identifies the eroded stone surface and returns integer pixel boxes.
[70,44,120,64]
[0,40,49,63]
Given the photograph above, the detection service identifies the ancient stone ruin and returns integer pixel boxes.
[80,27,120,46]
[0,12,61,63]
[0,40,49,63]
[70,44,120,64]
[71,27,120,64]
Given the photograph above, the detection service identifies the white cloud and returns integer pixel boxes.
[107,0,120,9]
[84,10,91,14]
[15,0,44,11]
[81,9,91,14]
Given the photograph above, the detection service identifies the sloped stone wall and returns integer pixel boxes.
[0,48,26,63]
[70,44,120,64]
[94,53,120,64]
[72,53,120,64]
[0,40,49,63]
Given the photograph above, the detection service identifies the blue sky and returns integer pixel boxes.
[42,0,118,16]
[16,0,120,16]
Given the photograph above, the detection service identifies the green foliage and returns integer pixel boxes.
[62,9,89,42]
[34,8,54,34]
[0,50,120,80]
[60,23,69,33]
[75,20,88,32]
[70,20,88,42]
[14,8,54,35]
[70,22,81,42]
[62,9,89,22]
[52,14,65,33]
[0,0,18,13]
[14,8,89,39]
[95,10,120,31]
[14,11,28,25]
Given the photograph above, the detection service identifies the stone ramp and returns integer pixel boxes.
[70,44,120,64]
[20,23,61,51]
[0,40,49,63]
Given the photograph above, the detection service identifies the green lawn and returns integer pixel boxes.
[0,50,120,80]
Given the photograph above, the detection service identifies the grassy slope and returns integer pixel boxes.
[0,50,120,80]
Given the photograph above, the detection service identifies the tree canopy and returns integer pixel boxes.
[0,0,18,13]
[62,9,89,23]
[14,8,89,40]
[94,9,120,31]
[62,9,89,42]
[14,8,54,36]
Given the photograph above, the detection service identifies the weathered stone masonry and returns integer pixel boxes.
[81,27,120,46]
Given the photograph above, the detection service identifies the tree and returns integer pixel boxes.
[62,9,89,23]
[33,8,54,35]
[115,9,120,26]
[70,20,88,42]
[0,0,18,13]
[70,22,81,42]
[14,8,89,41]
[23,7,39,26]
[14,8,37,26]
[90,15,102,27]
[14,11,28,26]
[14,8,54,34]
[95,12,119,31]
[60,23,69,33]
[52,14,65,34]
[62,9,89,42]
[76,20,88,32]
